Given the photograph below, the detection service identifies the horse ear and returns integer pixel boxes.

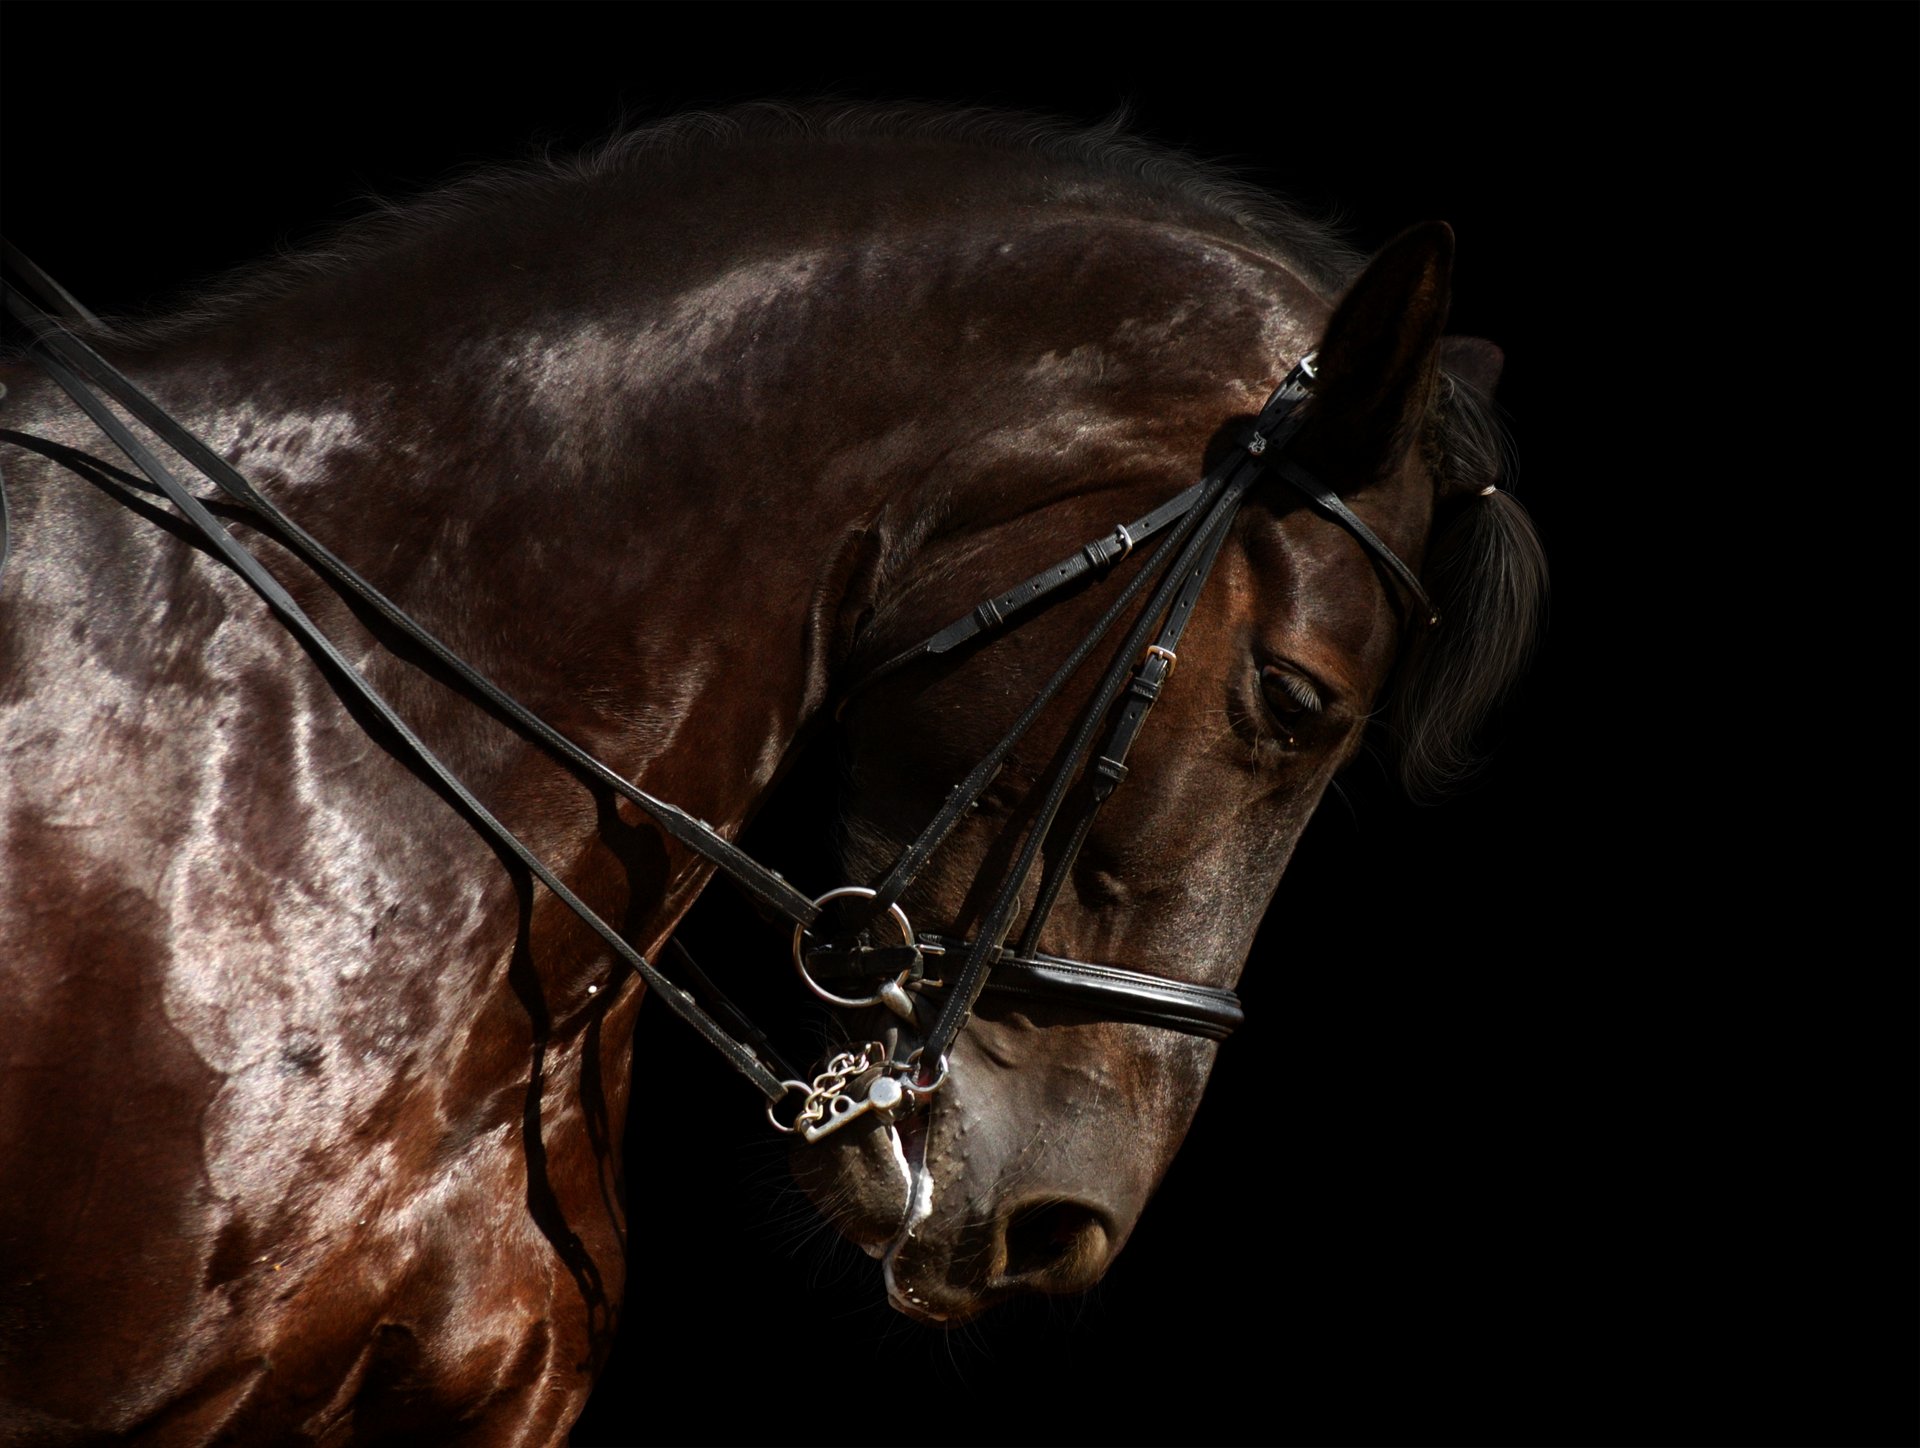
[1301,221,1455,485]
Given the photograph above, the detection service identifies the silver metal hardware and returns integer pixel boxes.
[792,886,917,1010]
[806,1088,875,1141]
[795,1043,922,1142]
[766,1078,814,1134]
[1246,433,1268,457]
[878,977,917,1022]
[905,1047,951,1097]
[1300,350,1318,378]
[766,1041,898,1141]
[1086,523,1136,571]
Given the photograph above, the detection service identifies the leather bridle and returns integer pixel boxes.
[1,243,1436,1140]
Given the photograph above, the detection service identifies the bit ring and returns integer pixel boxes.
[792,886,917,1009]
[766,1079,813,1134]
[905,1047,950,1096]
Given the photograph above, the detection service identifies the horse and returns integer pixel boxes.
[0,105,1544,1444]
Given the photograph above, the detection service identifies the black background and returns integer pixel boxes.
[6,5,1914,1445]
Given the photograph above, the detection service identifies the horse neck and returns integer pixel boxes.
[91,171,1274,875]
[102,258,913,871]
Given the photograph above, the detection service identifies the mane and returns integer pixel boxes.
[72,101,1366,350]
[35,101,1541,800]
[559,102,1366,288]
[1389,374,1548,801]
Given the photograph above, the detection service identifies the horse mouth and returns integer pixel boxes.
[788,1100,960,1323]
[787,1101,917,1256]
[795,1081,1124,1326]
[881,1110,950,1322]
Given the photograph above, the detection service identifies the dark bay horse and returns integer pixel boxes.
[0,108,1543,1443]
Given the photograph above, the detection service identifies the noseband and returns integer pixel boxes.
[3,247,1434,1142]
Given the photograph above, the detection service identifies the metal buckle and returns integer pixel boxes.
[1143,643,1178,678]
[1085,523,1134,571]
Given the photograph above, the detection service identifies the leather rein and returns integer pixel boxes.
[1,244,1436,1141]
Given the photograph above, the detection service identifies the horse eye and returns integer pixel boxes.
[1257,665,1321,741]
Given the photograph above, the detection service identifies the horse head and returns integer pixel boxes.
[792,218,1542,1321]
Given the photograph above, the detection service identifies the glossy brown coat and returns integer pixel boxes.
[0,111,1539,1444]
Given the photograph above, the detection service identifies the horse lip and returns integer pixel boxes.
[887,1287,952,1325]
[881,1109,944,1318]
[789,1107,914,1252]
[857,1123,917,1259]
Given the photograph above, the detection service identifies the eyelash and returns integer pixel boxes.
[1256,664,1322,748]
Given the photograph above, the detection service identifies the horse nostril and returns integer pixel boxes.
[1001,1199,1113,1287]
